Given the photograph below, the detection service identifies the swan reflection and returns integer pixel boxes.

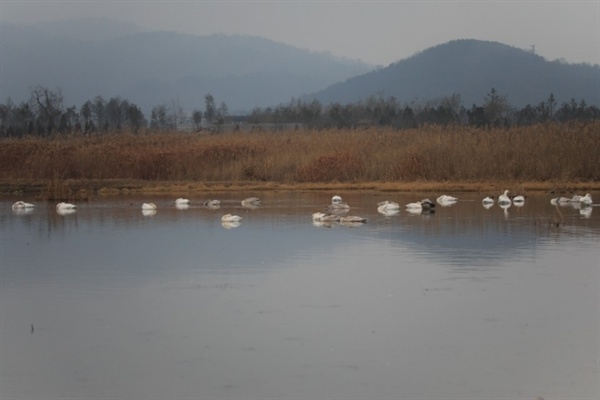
[221,221,241,229]
[142,209,157,217]
[57,208,77,216]
[378,208,400,216]
[579,206,593,218]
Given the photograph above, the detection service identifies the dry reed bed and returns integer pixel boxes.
[1,123,599,196]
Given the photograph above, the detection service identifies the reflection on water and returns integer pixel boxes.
[1,192,598,399]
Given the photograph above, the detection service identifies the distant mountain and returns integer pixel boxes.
[306,39,600,108]
[0,19,373,114]
[3,23,598,117]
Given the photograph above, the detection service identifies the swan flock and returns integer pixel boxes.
[10,191,595,224]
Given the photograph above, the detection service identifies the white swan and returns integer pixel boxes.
[175,198,189,205]
[377,200,400,211]
[436,195,457,204]
[241,197,261,206]
[570,194,582,202]
[512,195,525,206]
[405,207,424,215]
[56,202,77,210]
[141,202,157,210]
[550,196,571,205]
[12,201,35,209]
[482,196,495,205]
[580,193,593,205]
[405,199,435,210]
[405,201,423,209]
[331,195,343,204]
[312,212,327,221]
[56,202,76,215]
[204,199,221,208]
[498,190,511,205]
[221,214,242,222]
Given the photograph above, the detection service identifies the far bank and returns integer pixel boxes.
[2,179,600,201]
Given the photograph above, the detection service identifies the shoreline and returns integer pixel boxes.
[2,179,599,199]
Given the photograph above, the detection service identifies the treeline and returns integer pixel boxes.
[1,86,599,138]
[249,89,600,129]
[0,86,228,138]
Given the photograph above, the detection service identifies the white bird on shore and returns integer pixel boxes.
[221,214,242,222]
[12,201,35,209]
[141,202,157,210]
[498,190,511,205]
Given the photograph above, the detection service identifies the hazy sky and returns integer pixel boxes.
[1,1,599,66]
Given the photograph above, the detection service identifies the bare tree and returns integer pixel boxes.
[204,94,216,125]
[192,109,203,130]
[29,86,64,135]
[150,104,176,130]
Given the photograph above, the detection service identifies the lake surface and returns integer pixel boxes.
[1,191,598,399]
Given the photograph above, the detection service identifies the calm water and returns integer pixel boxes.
[1,192,598,399]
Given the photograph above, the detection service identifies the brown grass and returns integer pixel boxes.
[1,122,599,198]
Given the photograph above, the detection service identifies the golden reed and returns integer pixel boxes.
[1,122,598,197]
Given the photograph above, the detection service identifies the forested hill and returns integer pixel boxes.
[306,39,600,108]
[0,19,372,114]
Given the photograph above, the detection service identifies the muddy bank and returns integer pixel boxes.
[2,179,598,200]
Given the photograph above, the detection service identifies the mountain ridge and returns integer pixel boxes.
[0,20,373,114]
[306,39,599,108]
[1,19,598,115]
